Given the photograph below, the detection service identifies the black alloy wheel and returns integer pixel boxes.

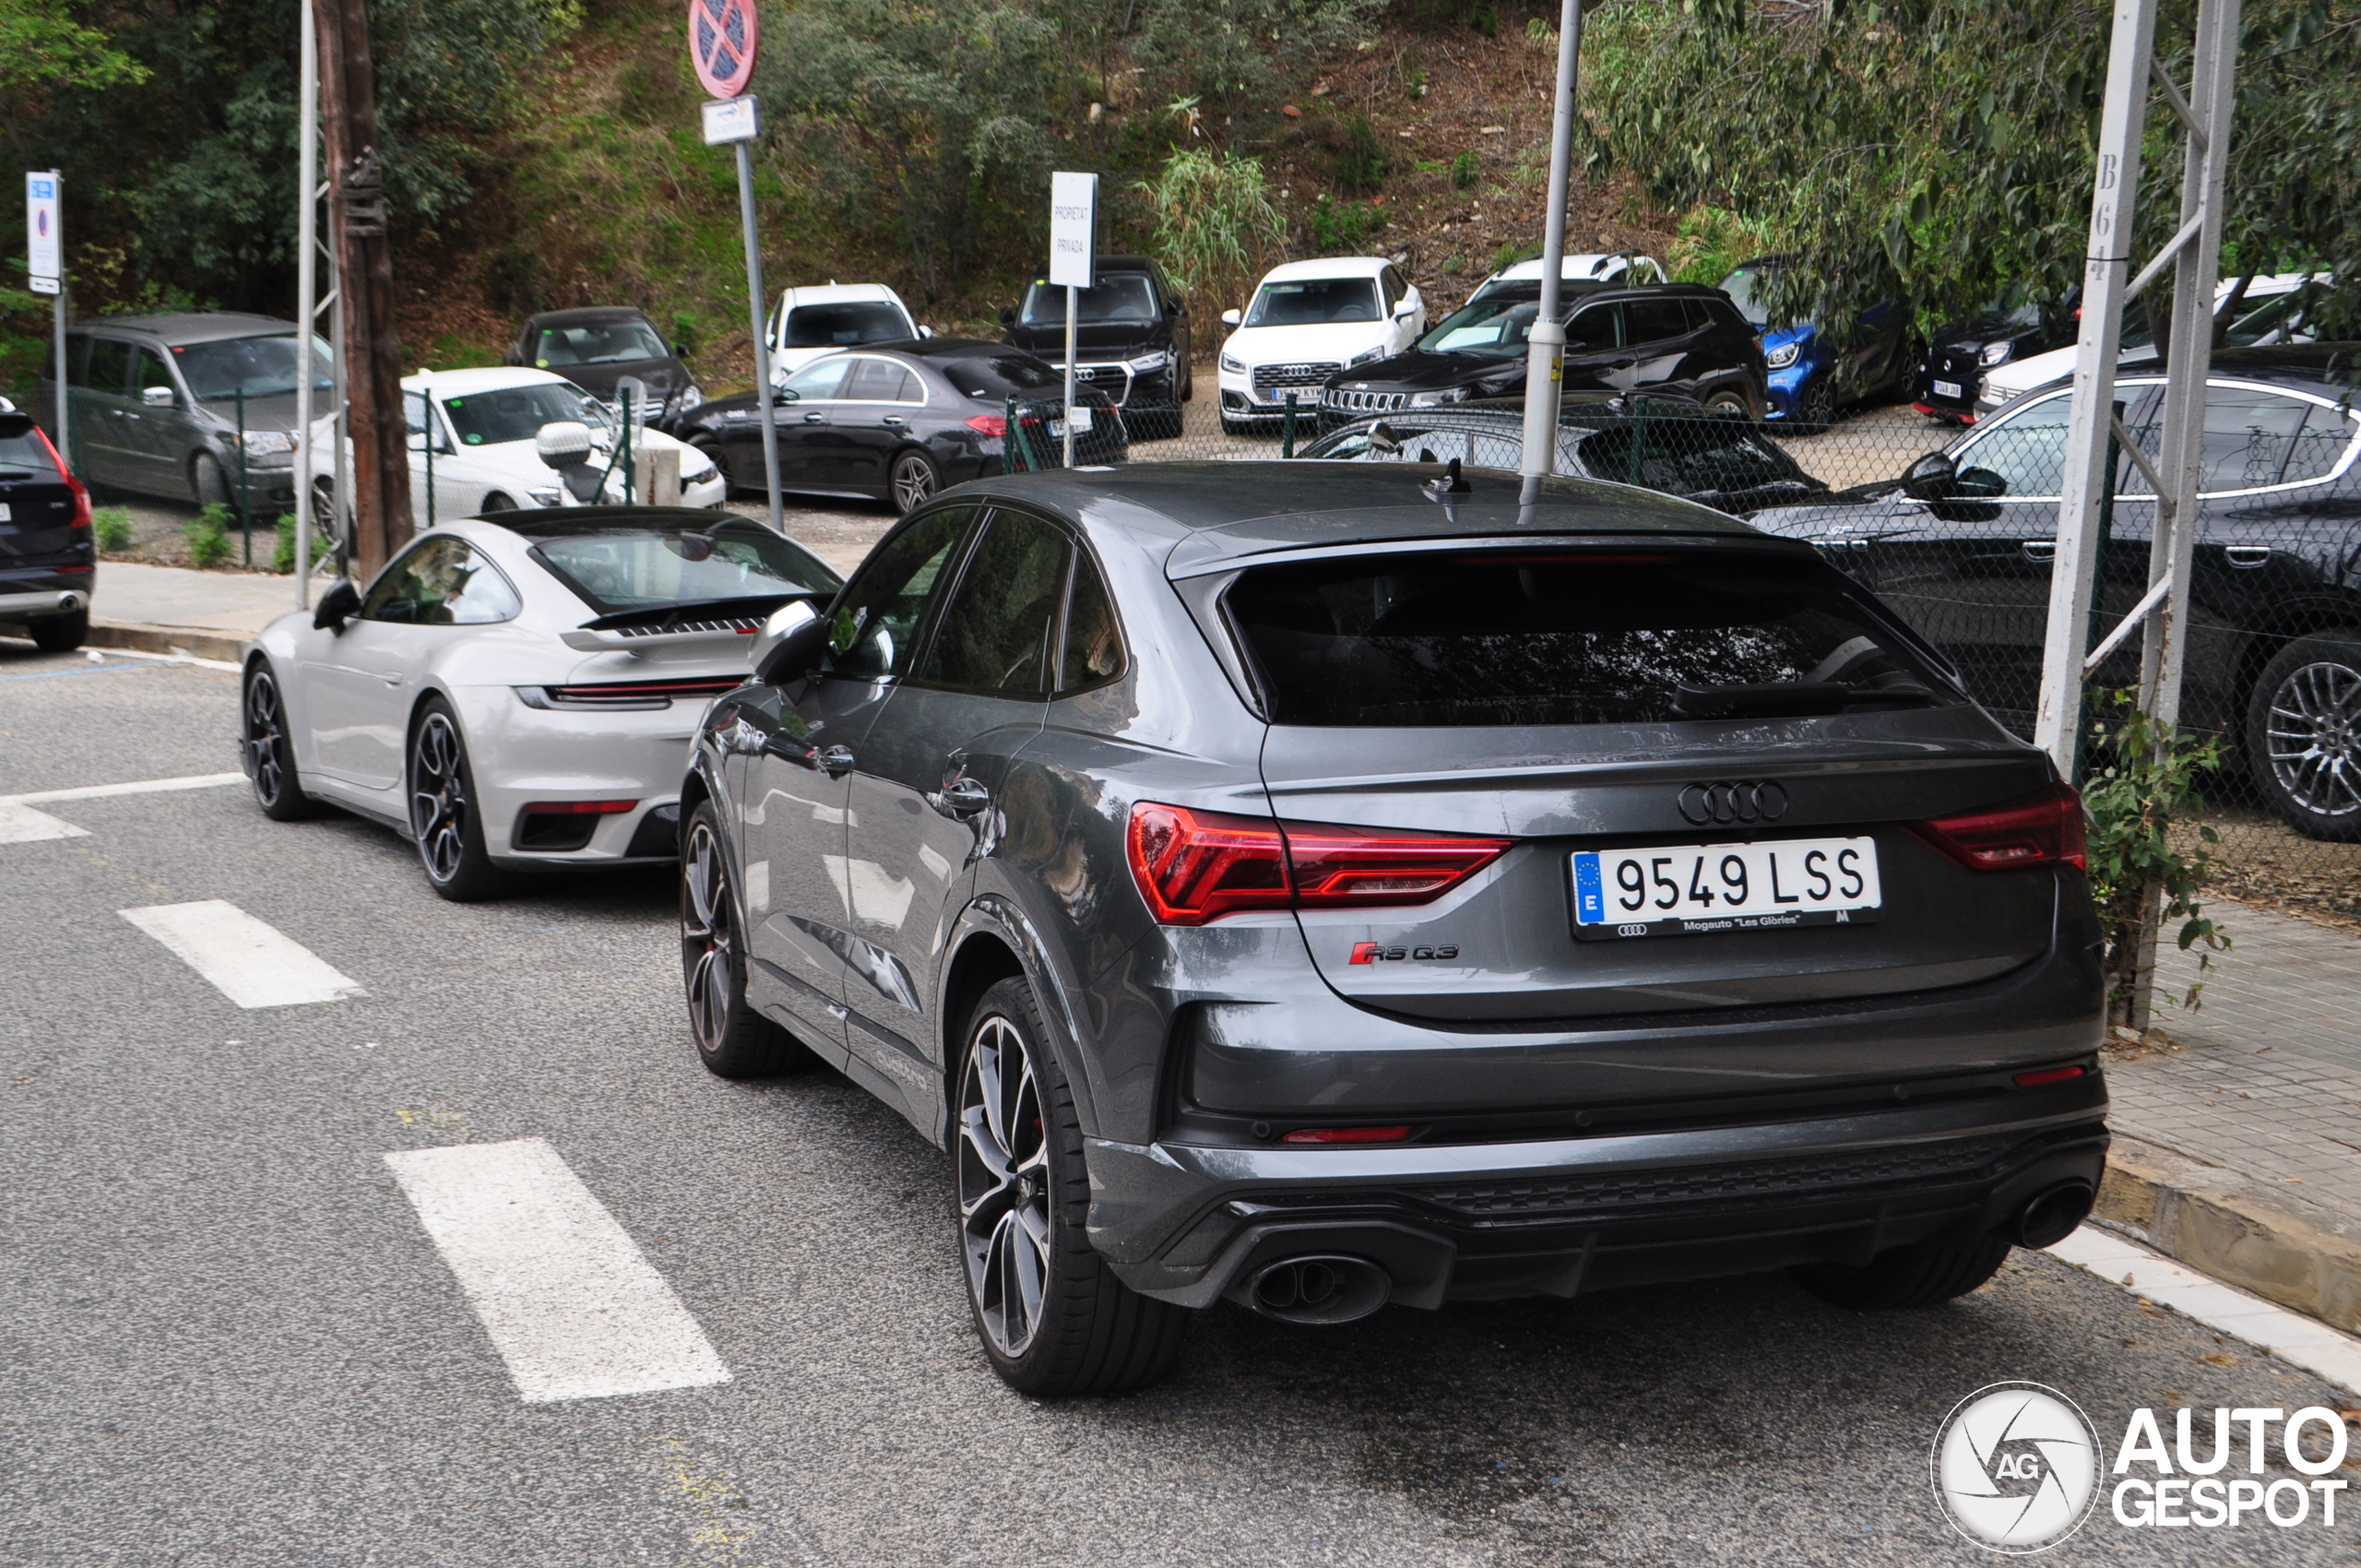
[243,662,323,821]
[307,478,346,568]
[2249,631,2361,840]
[1796,374,1836,434]
[408,699,505,900]
[890,450,940,515]
[679,802,811,1077]
[954,977,1190,1396]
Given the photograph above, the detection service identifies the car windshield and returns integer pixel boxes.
[1227,548,1945,727]
[0,427,60,481]
[1418,291,1541,358]
[174,334,333,400]
[529,317,669,367]
[941,354,1064,399]
[1244,279,1382,327]
[1719,267,1775,328]
[779,301,909,349]
[441,384,610,446]
[531,519,842,614]
[1019,274,1158,327]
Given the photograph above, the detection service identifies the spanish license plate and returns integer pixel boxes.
[1049,409,1094,438]
[1571,836,1882,940]
[1933,379,1964,400]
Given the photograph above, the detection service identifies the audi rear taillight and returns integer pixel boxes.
[966,414,1008,437]
[1124,802,1509,926]
[1908,780,2086,873]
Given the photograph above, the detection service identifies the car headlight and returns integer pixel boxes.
[684,459,719,484]
[528,486,563,506]
[1348,347,1386,367]
[672,384,704,413]
[1979,340,2014,367]
[240,430,295,456]
[1408,386,1470,407]
[1127,350,1171,374]
[1220,352,1247,374]
[1764,342,1800,370]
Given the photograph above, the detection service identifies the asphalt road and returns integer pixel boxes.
[2,637,2354,1567]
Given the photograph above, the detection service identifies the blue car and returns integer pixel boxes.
[1720,255,1916,429]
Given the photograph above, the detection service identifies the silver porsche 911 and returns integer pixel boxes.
[239,505,841,898]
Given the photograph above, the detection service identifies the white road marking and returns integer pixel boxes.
[9,770,245,804]
[118,899,365,1008]
[2052,1223,2361,1395]
[0,801,89,843]
[382,1138,730,1404]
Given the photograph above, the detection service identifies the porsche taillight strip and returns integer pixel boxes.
[516,676,745,711]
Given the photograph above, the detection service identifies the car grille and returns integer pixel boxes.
[1406,1134,2020,1219]
[1323,387,1410,413]
[1252,362,1342,397]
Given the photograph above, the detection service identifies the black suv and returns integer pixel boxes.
[1321,283,1765,431]
[1000,255,1191,436]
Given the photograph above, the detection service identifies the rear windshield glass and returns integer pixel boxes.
[0,428,60,481]
[780,302,909,349]
[532,519,841,614]
[942,354,1064,398]
[1226,549,1948,727]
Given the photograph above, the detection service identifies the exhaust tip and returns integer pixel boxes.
[1245,1254,1390,1325]
[2016,1180,2095,1249]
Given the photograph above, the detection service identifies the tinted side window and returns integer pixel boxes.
[1567,303,1624,350]
[1957,392,2074,497]
[2284,407,2355,486]
[917,510,1071,694]
[59,334,89,386]
[362,538,521,625]
[2199,389,2320,493]
[781,358,851,401]
[1680,299,1719,334]
[82,339,132,393]
[1624,299,1691,344]
[1059,545,1126,691]
[825,505,976,678]
[840,358,908,401]
[134,349,176,398]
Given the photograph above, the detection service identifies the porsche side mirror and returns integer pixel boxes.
[1901,450,1957,498]
[313,577,361,632]
[750,598,829,684]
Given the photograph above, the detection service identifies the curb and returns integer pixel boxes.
[2096,1133,2361,1336]
[0,618,251,664]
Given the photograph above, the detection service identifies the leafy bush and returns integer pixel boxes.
[1406,67,1430,100]
[1332,114,1390,196]
[2081,693,2230,1024]
[92,506,136,552]
[1667,206,1774,287]
[270,513,331,576]
[1309,196,1385,253]
[1489,241,1535,273]
[1139,150,1286,312]
[1450,149,1479,190]
[184,504,233,569]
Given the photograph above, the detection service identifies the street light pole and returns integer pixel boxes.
[1517,0,1582,501]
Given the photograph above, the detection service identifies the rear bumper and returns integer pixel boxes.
[1087,1087,2109,1308]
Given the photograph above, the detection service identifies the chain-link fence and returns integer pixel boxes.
[1005,377,2361,927]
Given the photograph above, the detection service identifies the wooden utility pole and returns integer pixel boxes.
[314,0,409,580]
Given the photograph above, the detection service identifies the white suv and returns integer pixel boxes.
[1463,251,1667,306]
[1216,258,1424,433]
[767,284,925,382]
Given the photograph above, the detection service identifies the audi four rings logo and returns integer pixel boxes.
[1678,780,1790,826]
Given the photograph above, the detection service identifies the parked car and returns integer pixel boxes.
[1977,273,2341,410]
[1464,251,1668,305]
[1300,398,1832,516]
[239,505,842,898]
[1914,291,2078,424]
[1320,284,1766,431]
[0,401,94,652]
[1750,344,2361,838]
[1216,257,1425,434]
[1001,255,1191,437]
[767,283,926,381]
[1719,255,1915,429]
[508,306,701,423]
[677,339,1126,514]
[34,312,323,516]
[677,460,2108,1397]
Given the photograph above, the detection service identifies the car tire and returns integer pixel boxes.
[191,451,232,510]
[1789,1233,2012,1310]
[481,492,517,513]
[2247,631,2361,840]
[680,801,815,1077]
[1704,386,1755,422]
[30,611,88,653]
[890,450,940,515]
[407,697,507,901]
[308,477,346,567]
[243,659,326,821]
[955,975,1191,1396]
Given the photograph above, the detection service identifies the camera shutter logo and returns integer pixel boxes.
[1931,1383,2101,1552]
[1676,780,1789,826]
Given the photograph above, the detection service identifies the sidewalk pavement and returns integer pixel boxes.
[2099,898,2361,1336]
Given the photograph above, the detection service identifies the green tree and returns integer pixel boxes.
[1139,148,1284,308]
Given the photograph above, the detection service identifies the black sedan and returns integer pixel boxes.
[1300,398,1832,517]
[508,306,702,422]
[674,339,1127,514]
[1320,283,1766,432]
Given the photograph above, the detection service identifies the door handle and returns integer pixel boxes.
[882,416,907,427]
[802,411,826,423]
[2225,545,2272,569]
[932,777,991,819]
[2021,540,2057,564]
[818,744,856,778]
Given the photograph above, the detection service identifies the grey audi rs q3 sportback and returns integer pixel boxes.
[678,462,2108,1396]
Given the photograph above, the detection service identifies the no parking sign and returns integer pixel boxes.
[689,0,756,99]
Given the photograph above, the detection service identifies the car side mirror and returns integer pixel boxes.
[670,341,688,357]
[1901,450,1957,498]
[1952,466,2008,499]
[142,386,174,407]
[503,348,522,367]
[313,577,361,632]
[773,387,800,404]
[1367,422,1403,455]
[999,307,1015,330]
[1221,308,1242,328]
[751,598,829,684]
[917,325,933,339]
[534,421,593,470]
[1393,299,1417,318]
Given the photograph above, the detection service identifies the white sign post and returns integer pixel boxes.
[1050,172,1097,468]
[702,96,783,534]
[26,171,66,468]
